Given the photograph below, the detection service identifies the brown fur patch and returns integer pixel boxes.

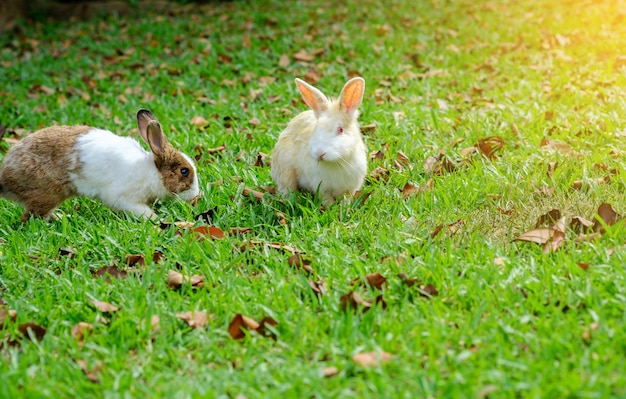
[155,144,195,194]
[0,125,90,219]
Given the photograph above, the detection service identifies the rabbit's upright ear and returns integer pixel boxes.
[137,109,158,143]
[338,77,365,118]
[144,121,169,158]
[295,78,329,116]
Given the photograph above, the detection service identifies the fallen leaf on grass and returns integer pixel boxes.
[352,351,393,367]
[91,300,119,313]
[190,116,210,129]
[476,136,505,159]
[176,311,210,329]
[176,225,225,240]
[71,322,94,346]
[93,265,128,281]
[125,254,145,267]
[167,270,204,289]
[139,315,160,333]
[361,122,377,133]
[535,209,561,227]
[228,314,278,339]
[278,54,290,68]
[352,272,387,290]
[340,291,372,312]
[423,153,457,175]
[593,203,620,233]
[77,359,102,384]
[240,241,302,254]
[401,179,432,199]
[287,254,314,274]
[308,279,328,296]
[570,216,594,233]
[369,166,390,181]
[577,262,589,271]
[322,366,339,378]
[430,219,465,238]
[18,322,47,342]
[0,306,17,327]
[230,227,253,235]
[540,138,580,157]
[397,274,439,297]
[58,247,76,258]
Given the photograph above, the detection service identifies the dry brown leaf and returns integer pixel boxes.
[423,153,457,175]
[577,262,590,271]
[125,254,145,267]
[352,272,387,290]
[287,254,314,274]
[230,227,253,235]
[77,360,101,384]
[278,54,290,68]
[361,122,377,133]
[176,311,210,329]
[71,322,94,345]
[535,209,561,227]
[322,366,339,378]
[228,314,277,339]
[540,138,579,157]
[140,315,160,332]
[476,136,505,159]
[0,306,17,328]
[293,49,315,62]
[514,227,554,245]
[308,279,327,296]
[276,212,287,226]
[340,291,372,312]
[58,247,76,258]
[459,146,478,158]
[17,322,47,342]
[397,272,420,287]
[543,230,566,253]
[167,270,205,289]
[396,150,411,168]
[176,225,225,240]
[593,203,620,233]
[190,116,210,129]
[242,187,265,202]
[570,216,594,233]
[547,161,558,178]
[352,351,393,367]
[240,241,302,254]
[93,265,128,281]
[369,150,384,161]
[91,300,119,313]
[369,166,390,181]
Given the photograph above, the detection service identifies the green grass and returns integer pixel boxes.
[2,0,626,397]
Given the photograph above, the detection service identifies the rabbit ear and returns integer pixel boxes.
[295,78,329,115]
[136,109,158,143]
[145,121,170,158]
[338,77,365,118]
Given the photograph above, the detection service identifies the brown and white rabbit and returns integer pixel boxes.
[271,77,367,205]
[0,109,199,221]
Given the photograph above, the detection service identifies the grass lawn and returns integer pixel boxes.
[2,0,626,397]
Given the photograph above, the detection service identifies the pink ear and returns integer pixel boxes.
[137,109,158,143]
[295,78,329,114]
[339,77,365,117]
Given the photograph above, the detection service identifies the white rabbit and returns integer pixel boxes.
[0,109,199,221]
[271,77,367,205]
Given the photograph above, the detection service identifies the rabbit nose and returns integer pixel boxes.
[317,152,326,161]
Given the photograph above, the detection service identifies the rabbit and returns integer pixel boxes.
[271,77,367,205]
[0,109,200,221]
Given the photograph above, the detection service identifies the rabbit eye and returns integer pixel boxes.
[337,127,344,135]
[180,167,190,178]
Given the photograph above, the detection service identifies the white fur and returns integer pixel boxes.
[70,128,197,218]
[271,77,367,205]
